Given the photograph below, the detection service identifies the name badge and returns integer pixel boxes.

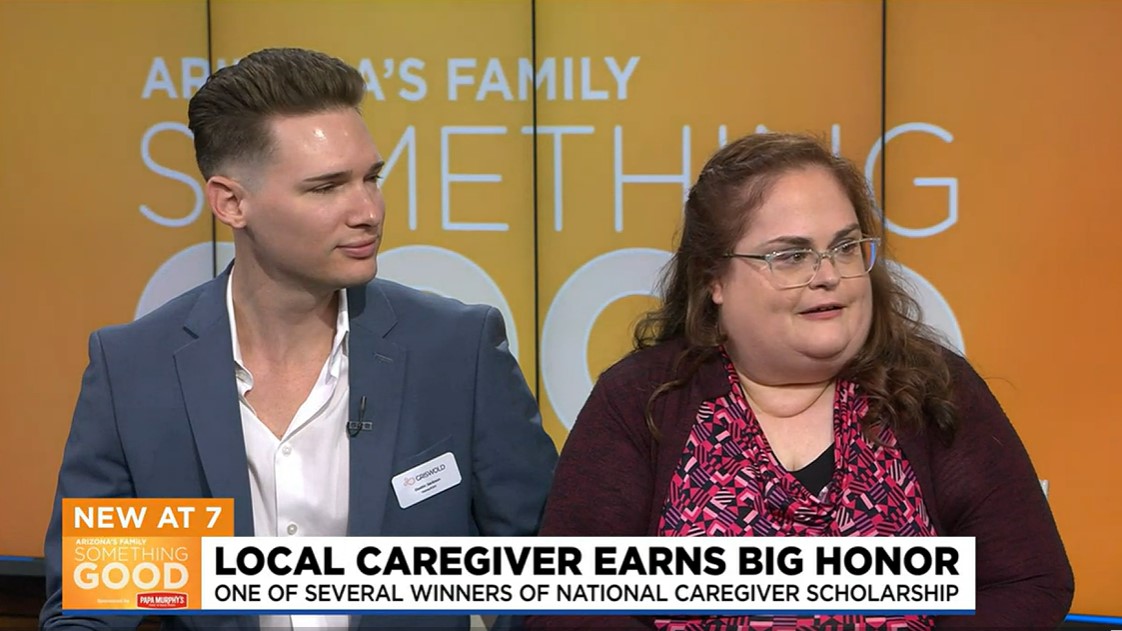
[391,451,462,509]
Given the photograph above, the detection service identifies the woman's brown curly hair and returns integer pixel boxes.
[634,132,957,441]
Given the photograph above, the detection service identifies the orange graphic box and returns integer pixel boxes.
[62,498,233,612]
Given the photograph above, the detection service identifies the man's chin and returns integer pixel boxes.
[341,272,377,289]
[335,261,378,288]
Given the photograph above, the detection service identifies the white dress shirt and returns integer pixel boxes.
[227,278,352,630]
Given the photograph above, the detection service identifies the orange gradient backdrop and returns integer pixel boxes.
[0,0,1117,616]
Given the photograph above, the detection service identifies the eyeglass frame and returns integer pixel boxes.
[722,236,882,289]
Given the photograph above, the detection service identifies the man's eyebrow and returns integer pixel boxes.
[301,161,385,184]
[301,170,350,184]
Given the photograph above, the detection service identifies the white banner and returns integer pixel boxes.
[198,536,975,615]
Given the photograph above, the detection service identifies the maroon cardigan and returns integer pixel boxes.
[526,339,1073,630]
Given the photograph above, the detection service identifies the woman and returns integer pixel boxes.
[526,133,1073,630]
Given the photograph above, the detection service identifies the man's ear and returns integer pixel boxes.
[207,175,248,229]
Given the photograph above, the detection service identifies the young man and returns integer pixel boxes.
[41,48,558,631]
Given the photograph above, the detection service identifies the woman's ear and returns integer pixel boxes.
[710,278,725,305]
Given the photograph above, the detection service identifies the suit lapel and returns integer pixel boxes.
[345,282,406,536]
[173,269,256,538]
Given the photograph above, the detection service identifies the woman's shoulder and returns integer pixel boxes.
[911,342,1014,451]
[595,337,692,391]
[937,344,998,407]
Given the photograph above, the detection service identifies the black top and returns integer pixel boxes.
[790,445,833,496]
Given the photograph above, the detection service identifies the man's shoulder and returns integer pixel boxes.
[365,277,491,323]
[94,278,217,348]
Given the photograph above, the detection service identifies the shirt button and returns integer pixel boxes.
[281,445,292,456]
[286,523,298,535]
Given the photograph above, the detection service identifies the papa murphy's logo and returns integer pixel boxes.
[137,592,187,609]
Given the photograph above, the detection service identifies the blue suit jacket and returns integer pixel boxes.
[41,270,559,631]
